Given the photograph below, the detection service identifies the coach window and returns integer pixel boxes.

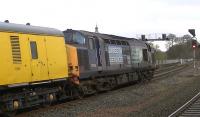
[30,41,38,59]
[73,32,85,44]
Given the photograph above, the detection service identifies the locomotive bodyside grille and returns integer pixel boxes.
[10,36,22,64]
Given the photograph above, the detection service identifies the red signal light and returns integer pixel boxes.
[192,40,197,49]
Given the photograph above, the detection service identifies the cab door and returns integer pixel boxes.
[29,37,49,82]
[94,38,103,71]
[88,37,98,70]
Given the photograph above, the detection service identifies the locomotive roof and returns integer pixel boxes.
[64,29,149,48]
[77,30,148,47]
[0,22,63,37]
[75,30,137,41]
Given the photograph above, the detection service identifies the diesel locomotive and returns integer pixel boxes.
[63,29,155,94]
[0,21,155,115]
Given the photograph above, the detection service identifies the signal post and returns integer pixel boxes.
[193,44,196,69]
[189,29,197,69]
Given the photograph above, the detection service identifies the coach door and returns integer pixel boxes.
[29,37,49,82]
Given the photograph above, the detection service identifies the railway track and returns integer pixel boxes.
[153,63,188,80]
[169,92,200,117]
[154,63,180,74]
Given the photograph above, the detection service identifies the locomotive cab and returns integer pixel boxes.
[63,30,103,79]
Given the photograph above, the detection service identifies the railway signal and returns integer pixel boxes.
[162,34,167,40]
[141,33,169,41]
[189,29,196,37]
[141,35,146,41]
[188,29,197,69]
[189,29,199,49]
[192,40,197,49]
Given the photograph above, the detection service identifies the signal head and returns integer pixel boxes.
[188,29,196,37]
[192,40,197,49]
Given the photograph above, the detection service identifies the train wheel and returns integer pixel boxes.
[137,72,142,83]
[107,79,116,90]
[44,93,57,106]
[76,86,85,99]
[137,72,146,83]
[70,85,84,99]
[2,100,19,117]
[79,84,88,96]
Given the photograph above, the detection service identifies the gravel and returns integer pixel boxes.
[16,62,200,117]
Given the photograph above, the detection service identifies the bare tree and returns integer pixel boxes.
[182,34,192,43]
[154,44,160,50]
[174,34,192,44]
[165,41,172,50]
[148,42,160,50]
[165,33,176,50]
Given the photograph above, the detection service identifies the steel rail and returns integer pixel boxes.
[169,92,200,117]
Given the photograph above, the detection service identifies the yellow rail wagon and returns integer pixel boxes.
[0,21,69,114]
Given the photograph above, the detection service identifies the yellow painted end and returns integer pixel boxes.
[66,44,79,78]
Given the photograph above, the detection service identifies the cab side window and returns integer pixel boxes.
[30,41,38,59]
[73,32,85,44]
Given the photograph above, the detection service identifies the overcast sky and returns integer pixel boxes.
[1,0,200,51]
